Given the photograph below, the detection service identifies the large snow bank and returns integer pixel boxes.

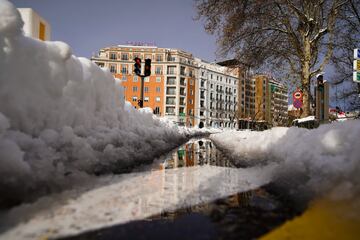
[0,0,194,206]
[210,121,360,200]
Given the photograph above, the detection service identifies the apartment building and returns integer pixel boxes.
[18,8,51,41]
[196,59,238,129]
[91,45,196,126]
[92,45,240,128]
[251,74,288,128]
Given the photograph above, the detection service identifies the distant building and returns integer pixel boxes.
[18,8,51,41]
[196,59,238,128]
[217,58,289,129]
[91,45,239,128]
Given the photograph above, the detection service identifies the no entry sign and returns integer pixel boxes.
[293,90,303,100]
[293,89,303,109]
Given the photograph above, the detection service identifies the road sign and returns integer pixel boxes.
[354,60,360,71]
[293,90,303,100]
[293,99,303,109]
[354,72,360,83]
[354,49,360,59]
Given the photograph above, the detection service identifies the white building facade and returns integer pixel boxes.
[195,59,238,129]
[18,8,51,41]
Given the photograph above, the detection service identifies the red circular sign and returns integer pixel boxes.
[293,90,303,100]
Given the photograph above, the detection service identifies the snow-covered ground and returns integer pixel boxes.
[210,121,360,200]
[0,0,212,207]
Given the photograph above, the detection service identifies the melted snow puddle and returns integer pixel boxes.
[0,139,276,240]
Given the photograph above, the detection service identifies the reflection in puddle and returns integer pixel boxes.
[0,138,281,240]
[157,138,235,171]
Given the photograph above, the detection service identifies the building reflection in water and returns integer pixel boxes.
[161,138,235,170]
[1,139,276,240]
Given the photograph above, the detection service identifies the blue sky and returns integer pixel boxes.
[10,0,218,61]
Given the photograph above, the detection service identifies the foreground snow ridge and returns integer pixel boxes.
[0,0,199,206]
[0,165,275,239]
[210,121,360,199]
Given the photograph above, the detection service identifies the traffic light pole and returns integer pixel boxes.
[133,57,151,109]
[140,76,144,108]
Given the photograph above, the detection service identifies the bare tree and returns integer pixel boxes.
[196,0,354,117]
[331,0,360,111]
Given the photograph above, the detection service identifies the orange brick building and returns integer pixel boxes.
[91,45,196,126]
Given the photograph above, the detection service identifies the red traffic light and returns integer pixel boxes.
[134,57,142,76]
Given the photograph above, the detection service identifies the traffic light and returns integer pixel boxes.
[137,99,143,108]
[134,57,141,76]
[144,58,151,77]
[317,74,324,91]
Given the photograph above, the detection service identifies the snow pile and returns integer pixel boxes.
[0,0,191,206]
[210,121,360,200]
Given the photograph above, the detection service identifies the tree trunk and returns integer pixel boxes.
[301,37,311,117]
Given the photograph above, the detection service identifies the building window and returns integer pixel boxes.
[144,97,149,102]
[156,77,161,82]
[121,65,128,74]
[190,79,194,85]
[133,53,140,59]
[110,52,117,60]
[180,66,186,76]
[133,76,138,82]
[167,77,176,85]
[121,53,128,60]
[189,70,193,77]
[179,97,185,105]
[156,87,161,92]
[166,97,176,105]
[167,66,176,75]
[180,77,186,85]
[200,111,204,116]
[166,107,175,114]
[156,97,161,102]
[166,87,176,95]
[110,65,117,73]
[155,66,162,75]
[154,107,160,115]
[132,96,137,102]
[144,77,149,82]
[167,55,176,61]
[133,86,138,92]
[122,76,127,81]
[156,54,163,62]
[144,87,149,92]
